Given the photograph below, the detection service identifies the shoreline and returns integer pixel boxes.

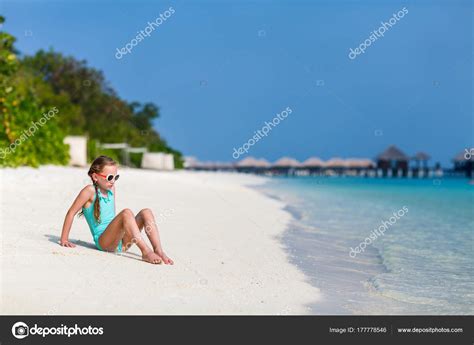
[252,182,352,314]
[256,180,396,315]
[0,166,320,315]
[253,176,474,315]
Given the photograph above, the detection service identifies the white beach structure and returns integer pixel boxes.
[63,135,87,167]
[141,152,175,171]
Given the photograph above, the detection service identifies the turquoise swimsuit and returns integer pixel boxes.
[82,188,122,252]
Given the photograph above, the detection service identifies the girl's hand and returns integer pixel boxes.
[59,240,76,248]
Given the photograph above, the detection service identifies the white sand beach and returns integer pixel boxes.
[0,166,319,315]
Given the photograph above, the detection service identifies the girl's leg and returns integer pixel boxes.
[131,208,174,265]
[98,209,162,264]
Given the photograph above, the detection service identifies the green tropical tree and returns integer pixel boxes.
[0,16,69,167]
[23,50,183,168]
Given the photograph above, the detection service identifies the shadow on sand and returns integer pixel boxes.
[45,234,143,262]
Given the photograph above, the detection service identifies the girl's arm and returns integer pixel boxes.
[59,186,94,248]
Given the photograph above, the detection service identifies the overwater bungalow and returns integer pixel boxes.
[324,157,346,175]
[272,157,301,176]
[236,157,271,174]
[302,157,325,175]
[184,148,444,179]
[411,152,431,177]
[253,158,271,173]
[345,158,376,176]
[376,145,409,177]
[350,158,375,169]
[452,150,473,178]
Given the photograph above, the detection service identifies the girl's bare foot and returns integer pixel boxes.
[142,251,162,264]
[155,250,174,265]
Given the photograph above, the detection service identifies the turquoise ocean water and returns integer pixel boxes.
[258,177,473,314]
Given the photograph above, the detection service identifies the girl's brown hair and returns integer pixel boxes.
[79,155,117,223]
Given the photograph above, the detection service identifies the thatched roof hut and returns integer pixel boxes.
[302,157,325,168]
[376,145,409,161]
[453,150,473,162]
[254,158,271,168]
[236,157,260,167]
[411,151,431,170]
[345,158,375,168]
[452,150,473,178]
[376,145,409,176]
[325,157,346,168]
[412,152,431,161]
[235,157,270,173]
[236,157,270,168]
[273,157,301,168]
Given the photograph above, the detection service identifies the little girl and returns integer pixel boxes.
[59,155,173,265]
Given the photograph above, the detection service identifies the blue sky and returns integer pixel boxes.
[2,0,472,165]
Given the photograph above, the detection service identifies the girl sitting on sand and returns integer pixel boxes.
[59,155,173,265]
